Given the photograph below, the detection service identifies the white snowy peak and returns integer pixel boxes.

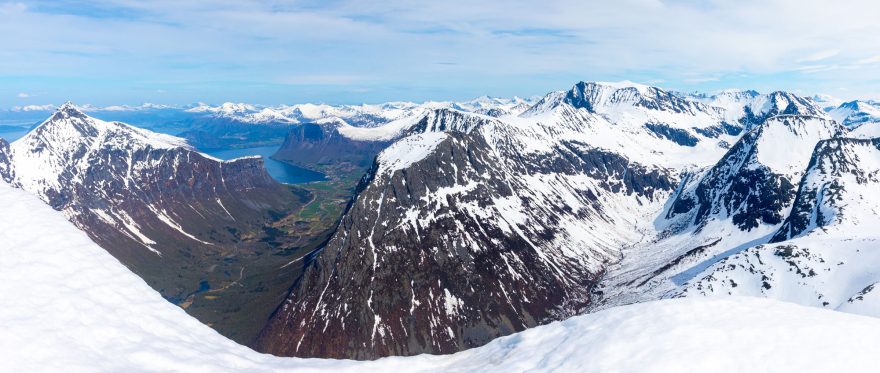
[828,100,880,128]
[774,137,880,241]
[6,103,191,195]
[185,96,537,127]
[523,81,708,117]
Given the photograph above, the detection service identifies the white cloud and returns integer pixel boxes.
[855,55,880,65]
[797,49,840,63]
[2,0,880,102]
[17,92,30,98]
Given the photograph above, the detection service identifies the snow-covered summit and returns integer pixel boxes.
[10,103,190,193]
[828,100,880,129]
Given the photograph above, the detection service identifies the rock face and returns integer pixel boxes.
[257,108,676,359]
[0,138,11,183]
[680,138,880,314]
[666,115,845,231]
[773,137,880,241]
[273,121,392,173]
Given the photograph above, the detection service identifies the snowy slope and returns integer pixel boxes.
[519,81,740,170]
[4,180,880,372]
[690,90,828,128]
[592,115,846,308]
[660,137,880,320]
[827,100,880,128]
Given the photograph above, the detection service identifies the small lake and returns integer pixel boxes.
[204,146,326,185]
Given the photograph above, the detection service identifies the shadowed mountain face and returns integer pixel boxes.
[0,138,11,183]
[666,115,845,231]
[272,122,391,176]
[0,104,325,344]
[256,109,677,359]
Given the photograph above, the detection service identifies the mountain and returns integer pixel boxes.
[521,81,741,169]
[773,137,880,241]
[185,97,536,128]
[591,113,846,307]
[666,115,845,232]
[827,100,880,139]
[812,93,846,110]
[690,89,828,129]
[271,118,397,181]
[178,99,534,150]
[7,180,880,372]
[256,82,838,359]
[271,108,499,183]
[178,115,294,149]
[255,82,747,359]
[682,138,880,315]
[0,103,322,344]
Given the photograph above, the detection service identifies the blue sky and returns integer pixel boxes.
[2,0,880,107]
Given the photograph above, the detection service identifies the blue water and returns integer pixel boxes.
[204,146,326,184]
[0,126,30,142]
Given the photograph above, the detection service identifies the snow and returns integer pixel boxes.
[827,100,880,128]
[754,115,840,177]
[377,132,448,173]
[594,79,652,93]
[335,112,423,141]
[2,186,880,372]
[9,105,190,194]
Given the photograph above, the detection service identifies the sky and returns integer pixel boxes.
[2,0,880,107]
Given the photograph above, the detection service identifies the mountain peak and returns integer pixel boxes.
[52,101,88,121]
[57,101,80,112]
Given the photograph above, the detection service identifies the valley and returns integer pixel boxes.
[3,82,880,360]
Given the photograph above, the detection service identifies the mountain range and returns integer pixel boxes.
[2,81,880,361]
